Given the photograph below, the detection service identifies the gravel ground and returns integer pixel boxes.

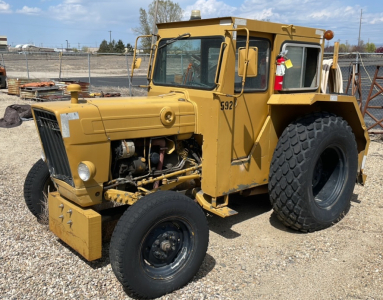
[1,92,383,299]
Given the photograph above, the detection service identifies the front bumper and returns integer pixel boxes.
[49,192,102,261]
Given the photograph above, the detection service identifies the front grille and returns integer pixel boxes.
[33,109,74,186]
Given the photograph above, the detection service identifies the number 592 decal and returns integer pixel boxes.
[220,101,233,110]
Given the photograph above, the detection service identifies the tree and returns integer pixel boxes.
[376,47,383,53]
[366,42,376,53]
[108,39,116,53]
[126,43,134,53]
[81,46,89,53]
[115,39,126,53]
[98,40,109,53]
[134,0,183,51]
[339,42,350,53]
[324,45,334,52]
[351,40,366,52]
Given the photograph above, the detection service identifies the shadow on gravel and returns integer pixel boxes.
[207,193,272,239]
[268,212,302,234]
[192,253,216,282]
[122,253,216,299]
[57,239,111,269]
[269,192,360,233]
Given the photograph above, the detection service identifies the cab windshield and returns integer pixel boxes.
[152,36,223,90]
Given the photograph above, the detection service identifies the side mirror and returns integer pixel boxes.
[238,47,258,77]
[133,57,142,70]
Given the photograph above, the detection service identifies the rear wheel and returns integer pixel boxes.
[109,191,209,298]
[268,112,358,232]
[24,159,55,220]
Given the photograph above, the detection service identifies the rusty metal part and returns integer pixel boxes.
[20,81,55,88]
[104,92,121,97]
[345,63,363,109]
[362,65,383,131]
[20,86,64,100]
[0,65,6,89]
[62,80,89,94]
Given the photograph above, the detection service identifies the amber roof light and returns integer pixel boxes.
[324,30,334,41]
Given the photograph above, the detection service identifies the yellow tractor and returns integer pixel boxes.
[24,15,369,298]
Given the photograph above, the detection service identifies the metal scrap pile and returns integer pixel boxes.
[19,81,67,101]
[7,78,91,102]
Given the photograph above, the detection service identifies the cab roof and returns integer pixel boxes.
[157,16,325,39]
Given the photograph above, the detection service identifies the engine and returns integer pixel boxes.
[108,136,202,191]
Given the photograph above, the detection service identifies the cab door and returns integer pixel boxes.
[231,34,272,160]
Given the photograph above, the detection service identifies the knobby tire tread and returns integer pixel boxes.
[268,112,356,232]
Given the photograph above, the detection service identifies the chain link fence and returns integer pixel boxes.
[323,53,383,132]
[1,51,383,130]
[0,51,150,90]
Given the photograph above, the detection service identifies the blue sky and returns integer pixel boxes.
[0,0,382,49]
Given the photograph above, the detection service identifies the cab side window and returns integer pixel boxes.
[235,37,270,92]
[282,43,321,90]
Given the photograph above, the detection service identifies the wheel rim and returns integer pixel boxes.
[140,217,194,279]
[312,146,346,208]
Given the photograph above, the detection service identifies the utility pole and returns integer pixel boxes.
[358,9,362,47]
[151,0,159,47]
[109,31,112,43]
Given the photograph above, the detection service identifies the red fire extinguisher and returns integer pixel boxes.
[274,56,286,91]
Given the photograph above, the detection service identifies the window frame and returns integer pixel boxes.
[152,35,225,91]
[280,42,322,92]
[234,36,271,93]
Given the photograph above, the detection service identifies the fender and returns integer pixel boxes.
[266,93,370,184]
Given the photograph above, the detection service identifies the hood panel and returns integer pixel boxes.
[86,95,195,140]
[32,94,196,141]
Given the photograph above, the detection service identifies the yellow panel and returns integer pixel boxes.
[48,192,101,261]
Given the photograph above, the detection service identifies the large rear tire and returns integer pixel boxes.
[109,191,209,298]
[23,159,55,220]
[268,112,358,232]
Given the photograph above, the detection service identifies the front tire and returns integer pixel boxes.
[24,159,55,220]
[109,191,209,298]
[268,112,358,232]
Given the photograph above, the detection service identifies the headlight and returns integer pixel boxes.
[78,161,96,182]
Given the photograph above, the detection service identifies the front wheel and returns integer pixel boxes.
[24,159,55,221]
[109,191,209,298]
[268,112,358,232]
